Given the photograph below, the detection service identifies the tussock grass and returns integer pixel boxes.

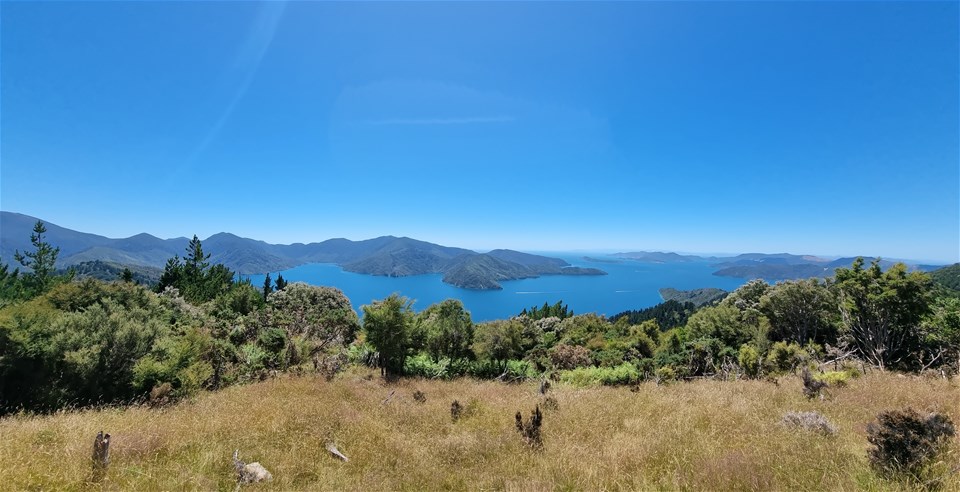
[2,370,958,491]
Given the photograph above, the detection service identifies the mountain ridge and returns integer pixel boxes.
[2,211,946,288]
[0,212,605,290]
[608,249,941,280]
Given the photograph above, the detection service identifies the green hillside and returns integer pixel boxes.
[930,263,960,291]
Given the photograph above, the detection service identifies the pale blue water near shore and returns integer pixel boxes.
[245,255,749,321]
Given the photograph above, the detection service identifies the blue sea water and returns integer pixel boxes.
[244,255,748,322]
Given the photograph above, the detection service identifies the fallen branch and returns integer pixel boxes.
[381,390,396,406]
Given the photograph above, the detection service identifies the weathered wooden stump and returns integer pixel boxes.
[450,400,463,422]
[91,431,110,481]
[516,405,543,448]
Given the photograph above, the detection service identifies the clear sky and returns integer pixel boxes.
[2,2,958,263]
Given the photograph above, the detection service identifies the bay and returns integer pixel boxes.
[244,254,749,321]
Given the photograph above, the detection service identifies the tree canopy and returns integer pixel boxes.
[833,258,933,370]
[362,294,417,376]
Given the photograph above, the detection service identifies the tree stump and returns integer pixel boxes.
[539,379,550,395]
[450,400,463,422]
[91,431,110,481]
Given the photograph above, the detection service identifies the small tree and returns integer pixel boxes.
[262,273,273,301]
[761,278,838,346]
[14,221,61,295]
[473,319,524,371]
[920,295,960,372]
[686,304,763,352]
[183,235,210,285]
[362,294,416,376]
[419,299,474,362]
[120,267,134,283]
[833,258,932,370]
[155,236,234,304]
[274,274,288,292]
[0,260,23,303]
[156,256,183,293]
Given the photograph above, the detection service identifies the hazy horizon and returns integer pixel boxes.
[2,2,957,263]
[2,210,952,265]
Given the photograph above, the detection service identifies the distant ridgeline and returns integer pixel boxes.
[1,211,946,290]
[613,250,944,281]
[0,212,604,290]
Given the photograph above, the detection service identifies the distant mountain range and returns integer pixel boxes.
[0,212,605,290]
[613,250,944,280]
[2,211,947,289]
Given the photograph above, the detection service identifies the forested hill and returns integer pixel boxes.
[609,249,945,281]
[659,287,727,306]
[0,212,604,290]
[930,263,960,293]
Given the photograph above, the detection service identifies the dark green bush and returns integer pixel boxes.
[766,341,809,373]
[258,327,287,355]
[867,408,955,480]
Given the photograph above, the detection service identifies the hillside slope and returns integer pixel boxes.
[930,263,960,291]
[2,371,956,490]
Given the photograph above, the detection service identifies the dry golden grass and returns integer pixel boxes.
[2,370,959,491]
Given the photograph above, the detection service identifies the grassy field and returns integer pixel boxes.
[1,370,958,491]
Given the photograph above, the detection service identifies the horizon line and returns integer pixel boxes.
[0,210,955,265]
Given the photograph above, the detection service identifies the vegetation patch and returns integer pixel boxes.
[557,363,640,387]
[782,411,838,435]
[867,408,956,481]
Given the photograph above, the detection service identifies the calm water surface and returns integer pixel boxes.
[246,255,748,321]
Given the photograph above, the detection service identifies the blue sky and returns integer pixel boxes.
[2,2,958,262]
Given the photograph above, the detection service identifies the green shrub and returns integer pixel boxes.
[738,344,762,378]
[636,358,656,376]
[0,281,180,412]
[466,359,536,380]
[209,283,264,318]
[765,341,809,373]
[558,363,639,387]
[595,348,628,368]
[238,343,270,374]
[654,366,677,384]
[346,340,378,367]
[258,327,287,355]
[814,369,859,388]
[504,359,537,380]
[133,326,214,397]
[404,354,451,379]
